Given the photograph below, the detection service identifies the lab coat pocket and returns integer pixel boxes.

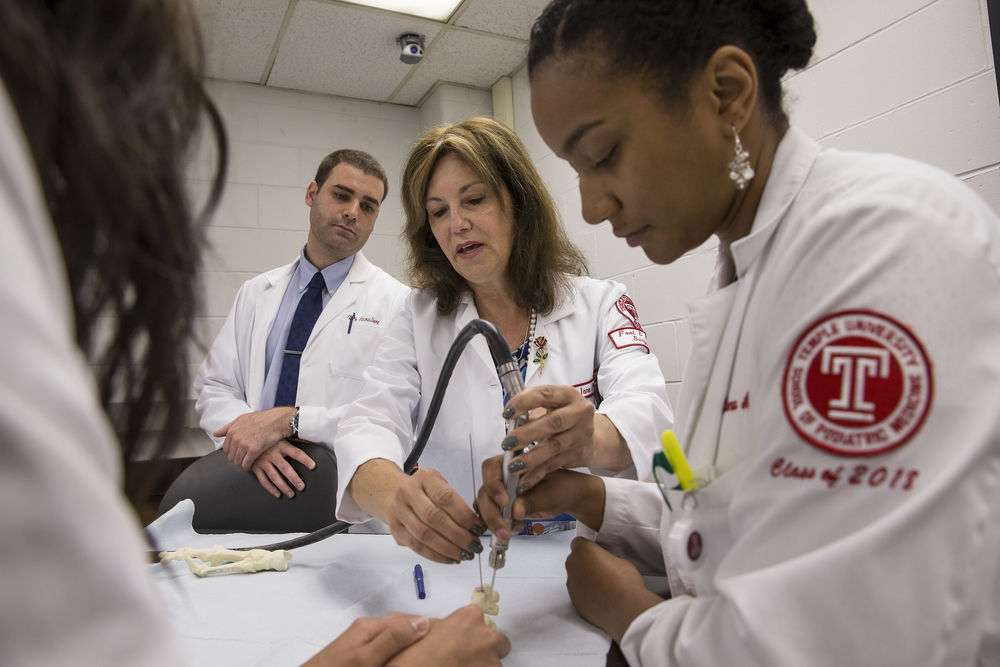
[666,502,731,598]
[663,472,738,598]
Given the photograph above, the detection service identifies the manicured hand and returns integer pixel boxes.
[385,467,486,564]
[500,385,596,489]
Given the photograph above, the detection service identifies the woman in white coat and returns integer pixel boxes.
[335,117,673,563]
[479,0,1000,664]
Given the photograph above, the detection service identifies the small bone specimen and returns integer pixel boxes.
[159,545,292,577]
[471,583,500,628]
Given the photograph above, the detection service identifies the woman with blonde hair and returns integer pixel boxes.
[333,116,672,563]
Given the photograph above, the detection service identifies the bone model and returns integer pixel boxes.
[159,545,292,577]
[471,583,500,629]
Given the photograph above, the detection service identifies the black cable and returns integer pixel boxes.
[402,319,511,474]
[154,319,512,557]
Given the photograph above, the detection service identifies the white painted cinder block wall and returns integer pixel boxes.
[509,0,1000,408]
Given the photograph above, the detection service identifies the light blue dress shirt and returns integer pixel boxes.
[259,248,354,409]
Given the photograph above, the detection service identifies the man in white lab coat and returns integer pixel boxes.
[195,149,409,499]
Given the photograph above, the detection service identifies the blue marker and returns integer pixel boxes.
[414,564,426,599]
[347,312,356,334]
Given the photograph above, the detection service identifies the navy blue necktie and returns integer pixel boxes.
[274,271,326,407]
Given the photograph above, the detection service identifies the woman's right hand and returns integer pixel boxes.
[384,467,486,564]
[388,605,511,667]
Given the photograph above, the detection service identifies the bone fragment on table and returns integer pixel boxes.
[471,583,500,628]
[158,545,292,577]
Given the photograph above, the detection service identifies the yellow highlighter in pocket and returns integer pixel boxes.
[660,430,698,491]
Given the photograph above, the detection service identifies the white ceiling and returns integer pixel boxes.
[193,0,551,107]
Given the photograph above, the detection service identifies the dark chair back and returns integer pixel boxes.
[157,441,338,533]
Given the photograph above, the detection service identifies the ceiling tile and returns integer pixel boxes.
[455,0,551,40]
[392,28,527,105]
[267,0,443,102]
[193,0,290,83]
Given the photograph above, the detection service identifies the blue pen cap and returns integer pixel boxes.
[413,564,426,599]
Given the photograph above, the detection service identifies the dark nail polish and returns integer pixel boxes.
[467,539,483,554]
[446,558,460,564]
[502,405,515,419]
[501,435,518,450]
[517,483,530,496]
[460,550,474,561]
[470,524,485,537]
[507,459,526,474]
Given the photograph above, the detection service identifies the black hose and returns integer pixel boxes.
[156,319,512,556]
[403,319,511,474]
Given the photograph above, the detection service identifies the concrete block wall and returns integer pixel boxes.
[419,83,494,133]
[510,0,1000,407]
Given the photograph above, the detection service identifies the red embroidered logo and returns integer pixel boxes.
[782,310,933,457]
[615,295,644,331]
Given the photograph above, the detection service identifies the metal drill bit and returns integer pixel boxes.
[471,434,483,590]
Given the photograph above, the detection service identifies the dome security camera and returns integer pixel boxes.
[397,33,424,65]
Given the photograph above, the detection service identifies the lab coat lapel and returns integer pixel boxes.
[675,128,821,471]
[248,260,296,403]
[674,281,739,459]
[454,293,496,373]
[451,296,503,451]
[524,291,574,386]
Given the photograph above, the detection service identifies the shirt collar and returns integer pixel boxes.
[730,127,820,280]
[295,246,355,293]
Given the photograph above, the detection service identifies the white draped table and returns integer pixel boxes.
[148,501,612,666]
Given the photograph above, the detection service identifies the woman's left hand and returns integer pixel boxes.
[565,537,664,643]
[500,385,595,492]
[501,385,631,494]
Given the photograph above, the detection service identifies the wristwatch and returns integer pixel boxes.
[289,407,300,439]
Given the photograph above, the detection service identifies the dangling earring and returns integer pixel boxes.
[728,125,755,191]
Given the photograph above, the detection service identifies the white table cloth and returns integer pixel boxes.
[148,501,612,666]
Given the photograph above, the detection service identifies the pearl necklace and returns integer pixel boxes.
[506,308,548,391]
[513,309,536,363]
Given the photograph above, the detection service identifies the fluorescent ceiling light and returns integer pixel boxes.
[340,0,462,21]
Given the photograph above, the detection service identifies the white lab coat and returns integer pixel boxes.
[586,128,1000,665]
[0,83,184,664]
[334,275,673,522]
[194,253,408,445]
